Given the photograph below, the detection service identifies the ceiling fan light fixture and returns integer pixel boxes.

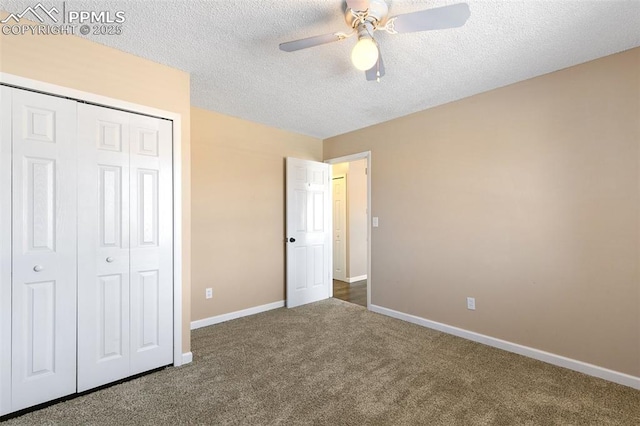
[280,1,471,80]
[351,37,378,71]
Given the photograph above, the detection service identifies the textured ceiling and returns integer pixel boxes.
[3,0,640,138]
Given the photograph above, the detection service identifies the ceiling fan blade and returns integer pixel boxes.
[389,3,470,34]
[365,49,385,82]
[346,0,370,12]
[279,32,346,52]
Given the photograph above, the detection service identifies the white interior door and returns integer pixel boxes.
[10,88,78,411]
[286,158,331,308]
[0,85,177,415]
[332,175,347,282]
[128,113,173,375]
[77,104,132,391]
[77,103,173,391]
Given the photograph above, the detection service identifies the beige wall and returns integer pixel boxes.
[190,107,322,321]
[0,20,193,353]
[324,48,640,376]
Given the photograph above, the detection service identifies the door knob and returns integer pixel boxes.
[33,265,43,272]
[106,257,114,263]
[289,237,296,243]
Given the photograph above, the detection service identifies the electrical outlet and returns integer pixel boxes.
[205,288,213,299]
[467,297,475,310]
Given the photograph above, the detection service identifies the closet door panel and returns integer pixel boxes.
[78,105,173,389]
[130,116,173,374]
[10,89,77,411]
[77,104,131,392]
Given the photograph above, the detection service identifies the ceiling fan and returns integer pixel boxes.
[279,0,471,82]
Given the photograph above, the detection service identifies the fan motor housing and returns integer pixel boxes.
[345,0,389,28]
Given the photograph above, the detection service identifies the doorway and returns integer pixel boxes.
[326,152,371,308]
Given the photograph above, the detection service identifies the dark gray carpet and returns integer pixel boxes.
[4,298,639,425]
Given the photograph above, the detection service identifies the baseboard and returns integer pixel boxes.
[181,352,193,365]
[190,300,285,330]
[369,304,640,390]
[347,275,367,283]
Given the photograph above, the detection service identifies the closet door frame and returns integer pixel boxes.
[0,74,186,416]
[0,86,12,415]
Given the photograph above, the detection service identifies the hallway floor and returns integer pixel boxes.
[332,279,366,307]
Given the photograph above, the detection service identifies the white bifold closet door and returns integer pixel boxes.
[77,103,173,392]
[1,87,174,415]
[9,88,78,411]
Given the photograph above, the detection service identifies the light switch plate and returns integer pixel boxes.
[372,217,379,227]
[467,297,475,310]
